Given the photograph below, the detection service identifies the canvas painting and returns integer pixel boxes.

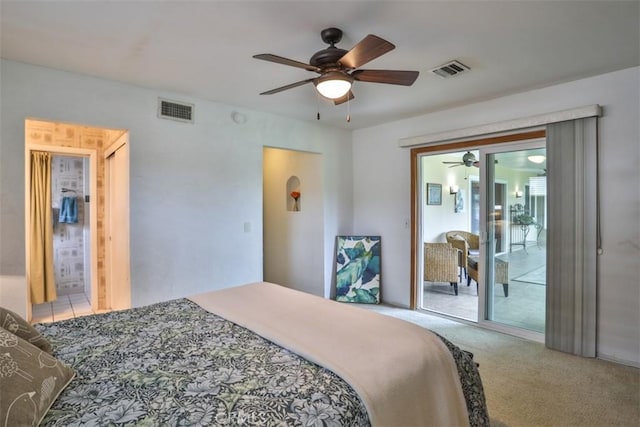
[335,236,381,304]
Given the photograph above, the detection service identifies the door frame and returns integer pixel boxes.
[24,119,130,319]
[409,130,546,310]
[476,140,546,342]
[104,133,131,310]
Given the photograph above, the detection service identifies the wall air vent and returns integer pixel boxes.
[158,98,194,123]
[430,60,470,78]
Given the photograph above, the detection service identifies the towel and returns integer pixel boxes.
[59,196,78,223]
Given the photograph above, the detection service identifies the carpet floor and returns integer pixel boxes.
[359,303,639,427]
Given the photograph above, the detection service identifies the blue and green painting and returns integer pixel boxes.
[335,236,381,304]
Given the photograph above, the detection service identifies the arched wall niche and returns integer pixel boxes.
[286,176,301,211]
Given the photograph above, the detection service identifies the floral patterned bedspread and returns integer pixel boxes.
[36,299,489,426]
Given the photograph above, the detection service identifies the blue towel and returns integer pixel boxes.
[59,196,78,223]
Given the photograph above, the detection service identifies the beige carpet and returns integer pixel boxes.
[359,304,639,427]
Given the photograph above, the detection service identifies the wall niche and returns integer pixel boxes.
[286,176,301,212]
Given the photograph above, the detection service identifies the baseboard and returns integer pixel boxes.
[598,353,640,369]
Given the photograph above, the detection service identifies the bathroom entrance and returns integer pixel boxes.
[24,118,130,321]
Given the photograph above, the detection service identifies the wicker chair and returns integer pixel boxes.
[423,243,461,295]
[445,231,480,280]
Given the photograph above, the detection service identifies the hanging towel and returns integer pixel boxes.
[59,196,78,223]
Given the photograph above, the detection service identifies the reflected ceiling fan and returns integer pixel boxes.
[443,152,480,168]
[443,151,498,168]
[253,27,419,105]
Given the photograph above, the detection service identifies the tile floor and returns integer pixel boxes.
[422,245,547,333]
[31,292,97,324]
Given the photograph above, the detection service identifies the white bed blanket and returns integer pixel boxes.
[189,282,469,427]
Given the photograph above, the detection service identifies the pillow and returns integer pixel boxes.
[0,327,75,426]
[0,306,53,354]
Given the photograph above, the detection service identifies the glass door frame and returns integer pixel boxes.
[409,127,546,342]
[477,140,546,342]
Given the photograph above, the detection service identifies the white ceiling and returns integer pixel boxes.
[1,1,638,130]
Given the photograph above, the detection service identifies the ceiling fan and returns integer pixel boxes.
[443,152,480,168]
[443,151,499,168]
[253,27,419,105]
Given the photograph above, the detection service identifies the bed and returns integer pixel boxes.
[6,282,489,426]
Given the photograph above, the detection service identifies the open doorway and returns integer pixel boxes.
[24,119,130,322]
[263,147,325,297]
[34,155,93,321]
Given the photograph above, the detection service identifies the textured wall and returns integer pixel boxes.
[0,59,353,309]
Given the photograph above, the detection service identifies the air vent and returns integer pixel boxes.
[430,60,470,78]
[158,98,194,123]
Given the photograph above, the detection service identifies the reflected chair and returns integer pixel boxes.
[424,243,461,295]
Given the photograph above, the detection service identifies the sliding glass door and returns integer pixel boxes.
[416,136,547,339]
[480,142,547,335]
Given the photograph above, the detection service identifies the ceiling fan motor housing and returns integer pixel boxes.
[310,47,349,68]
[311,28,349,70]
[462,151,476,166]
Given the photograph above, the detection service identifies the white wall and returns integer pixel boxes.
[0,59,353,307]
[421,155,469,242]
[263,147,325,297]
[353,67,640,365]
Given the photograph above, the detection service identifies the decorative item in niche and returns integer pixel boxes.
[426,183,442,205]
[290,191,300,211]
[455,191,464,213]
[335,236,381,304]
[286,175,300,212]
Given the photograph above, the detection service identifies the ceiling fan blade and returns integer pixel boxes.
[259,78,315,95]
[448,164,463,168]
[352,69,419,86]
[339,34,395,69]
[333,91,355,105]
[443,161,463,164]
[253,54,320,72]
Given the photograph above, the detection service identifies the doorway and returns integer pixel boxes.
[24,119,131,321]
[32,155,93,322]
[411,130,547,339]
[262,147,325,297]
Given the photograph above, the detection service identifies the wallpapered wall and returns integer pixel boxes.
[52,155,86,296]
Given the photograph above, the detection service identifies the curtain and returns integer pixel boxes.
[30,151,56,304]
[545,117,598,357]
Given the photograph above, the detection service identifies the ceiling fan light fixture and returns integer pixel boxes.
[528,155,546,164]
[314,71,353,99]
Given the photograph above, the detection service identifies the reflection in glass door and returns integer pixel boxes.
[482,145,547,333]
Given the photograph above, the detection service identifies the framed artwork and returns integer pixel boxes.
[426,183,442,205]
[335,236,381,304]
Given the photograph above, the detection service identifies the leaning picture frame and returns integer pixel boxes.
[335,236,381,304]
[426,183,442,205]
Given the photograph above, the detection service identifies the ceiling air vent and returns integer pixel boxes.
[430,60,470,78]
[158,98,194,123]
